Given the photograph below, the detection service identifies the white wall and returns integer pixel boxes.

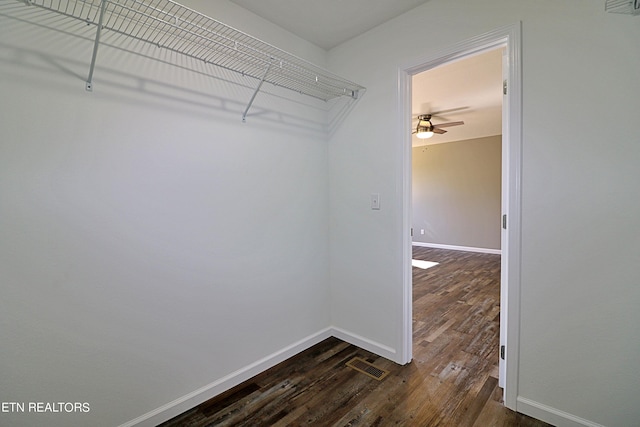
[328,1,640,426]
[0,1,332,426]
[4,1,640,426]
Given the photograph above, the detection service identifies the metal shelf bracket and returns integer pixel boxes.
[242,62,272,122]
[86,0,108,92]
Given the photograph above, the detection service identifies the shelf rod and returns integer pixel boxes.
[86,0,108,92]
[242,61,272,123]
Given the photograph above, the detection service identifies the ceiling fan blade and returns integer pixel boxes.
[433,120,464,128]
[433,128,447,134]
[429,106,470,117]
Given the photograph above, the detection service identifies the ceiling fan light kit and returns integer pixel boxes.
[415,114,435,139]
[413,113,464,139]
[416,129,434,139]
[416,125,434,139]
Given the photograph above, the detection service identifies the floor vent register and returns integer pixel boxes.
[346,357,390,381]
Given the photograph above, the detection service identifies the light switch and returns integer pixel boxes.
[371,193,380,210]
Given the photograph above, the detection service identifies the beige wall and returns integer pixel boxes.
[412,135,502,250]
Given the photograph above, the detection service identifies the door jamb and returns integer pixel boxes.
[396,22,522,410]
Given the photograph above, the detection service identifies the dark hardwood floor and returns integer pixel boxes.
[159,247,551,426]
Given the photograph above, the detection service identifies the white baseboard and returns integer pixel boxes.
[412,241,501,255]
[517,397,605,427]
[119,327,333,427]
[119,331,606,427]
[330,326,398,363]
[121,326,402,426]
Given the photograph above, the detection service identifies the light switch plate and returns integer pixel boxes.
[371,193,380,210]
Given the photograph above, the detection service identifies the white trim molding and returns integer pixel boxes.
[119,328,333,427]
[331,326,398,362]
[397,22,523,411]
[412,241,501,255]
[120,326,399,427]
[517,398,607,427]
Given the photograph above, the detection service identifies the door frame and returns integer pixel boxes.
[396,22,522,410]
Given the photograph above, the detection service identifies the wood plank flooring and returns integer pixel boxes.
[159,247,552,426]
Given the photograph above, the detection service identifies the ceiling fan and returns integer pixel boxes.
[413,114,464,139]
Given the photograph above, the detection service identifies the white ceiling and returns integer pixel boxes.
[228,1,503,146]
[412,48,504,146]
[229,0,430,50]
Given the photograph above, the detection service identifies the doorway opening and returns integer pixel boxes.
[412,44,504,386]
[397,24,522,410]
[411,48,503,256]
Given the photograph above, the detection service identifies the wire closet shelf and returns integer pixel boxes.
[18,0,365,119]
